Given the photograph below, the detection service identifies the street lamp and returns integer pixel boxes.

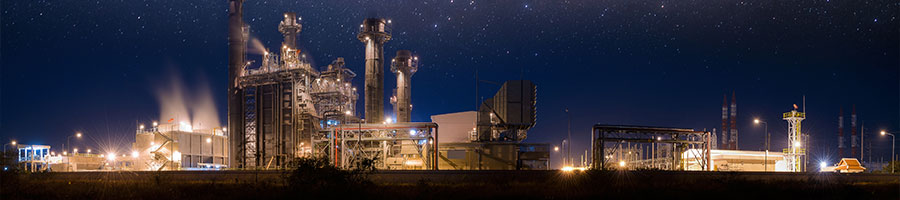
[881,130,895,173]
[561,139,568,167]
[3,141,16,155]
[754,119,769,172]
[66,132,83,156]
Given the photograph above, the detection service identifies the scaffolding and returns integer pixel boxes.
[311,122,438,170]
[592,124,711,170]
[783,109,806,172]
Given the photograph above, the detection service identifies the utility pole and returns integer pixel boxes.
[566,108,571,167]
[861,121,865,162]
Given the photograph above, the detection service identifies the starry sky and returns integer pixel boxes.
[1,0,898,168]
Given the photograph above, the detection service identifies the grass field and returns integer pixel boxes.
[2,170,898,199]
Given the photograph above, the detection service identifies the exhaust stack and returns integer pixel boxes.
[357,18,392,123]
[391,50,418,122]
[227,0,246,167]
[279,12,302,49]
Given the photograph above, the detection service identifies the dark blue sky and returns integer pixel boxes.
[2,0,897,167]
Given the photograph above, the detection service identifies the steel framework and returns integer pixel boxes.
[311,122,438,170]
[591,124,711,170]
[783,109,806,172]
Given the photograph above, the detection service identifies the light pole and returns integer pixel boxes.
[754,119,769,172]
[565,108,571,168]
[66,132,83,156]
[881,130,895,173]
[3,141,16,155]
[562,139,568,167]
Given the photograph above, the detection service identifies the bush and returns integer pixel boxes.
[285,156,373,197]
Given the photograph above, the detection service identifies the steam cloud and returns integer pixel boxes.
[248,37,266,55]
[155,71,221,130]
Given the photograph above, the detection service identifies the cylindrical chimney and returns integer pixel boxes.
[391,50,418,122]
[227,0,245,168]
[357,18,392,123]
[279,12,302,49]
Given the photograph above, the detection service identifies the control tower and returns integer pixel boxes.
[783,107,806,172]
[278,12,302,49]
[357,18,392,123]
[391,50,418,122]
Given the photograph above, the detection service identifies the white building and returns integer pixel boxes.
[683,149,788,172]
[132,122,229,170]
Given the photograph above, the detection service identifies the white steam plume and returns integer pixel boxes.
[155,69,221,130]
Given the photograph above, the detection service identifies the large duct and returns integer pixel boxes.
[278,12,302,49]
[357,18,392,123]
[391,50,418,123]
[227,0,245,168]
[475,80,537,142]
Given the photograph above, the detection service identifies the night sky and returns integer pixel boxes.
[2,0,898,168]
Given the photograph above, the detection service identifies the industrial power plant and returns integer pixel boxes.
[2,1,885,176]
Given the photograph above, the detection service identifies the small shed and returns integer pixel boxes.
[833,158,866,173]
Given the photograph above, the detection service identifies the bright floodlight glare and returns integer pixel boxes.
[87,149,91,153]
[619,161,626,167]
[107,153,116,161]
[206,138,212,143]
[819,161,827,169]
[882,131,887,135]
[139,124,145,129]
[409,129,417,136]
[10,141,15,145]
[345,110,352,115]
[153,121,158,126]
[553,146,559,152]
[754,119,760,124]
[132,151,139,158]
[793,142,801,147]
[76,133,82,137]
[561,166,575,172]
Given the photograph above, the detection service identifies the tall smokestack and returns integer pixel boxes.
[358,18,392,123]
[730,91,738,150]
[851,105,858,157]
[279,12,302,49]
[721,94,729,149]
[838,107,844,158]
[390,50,418,123]
[227,0,246,168]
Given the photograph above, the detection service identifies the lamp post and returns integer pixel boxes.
[561,139,568,167]
[754,119,769,172]
[565,108,571,168]
[3,141,16,155]
[66,132,83,156]
[881,130,895,173]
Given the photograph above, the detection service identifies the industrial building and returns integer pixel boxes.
[431,80,550,170]
[682,149,785,171]
[132,122,229,170]
[223,0,452,170]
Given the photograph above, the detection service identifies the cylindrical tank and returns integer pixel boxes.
[391,50,418,122]
[357,18,392,123]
